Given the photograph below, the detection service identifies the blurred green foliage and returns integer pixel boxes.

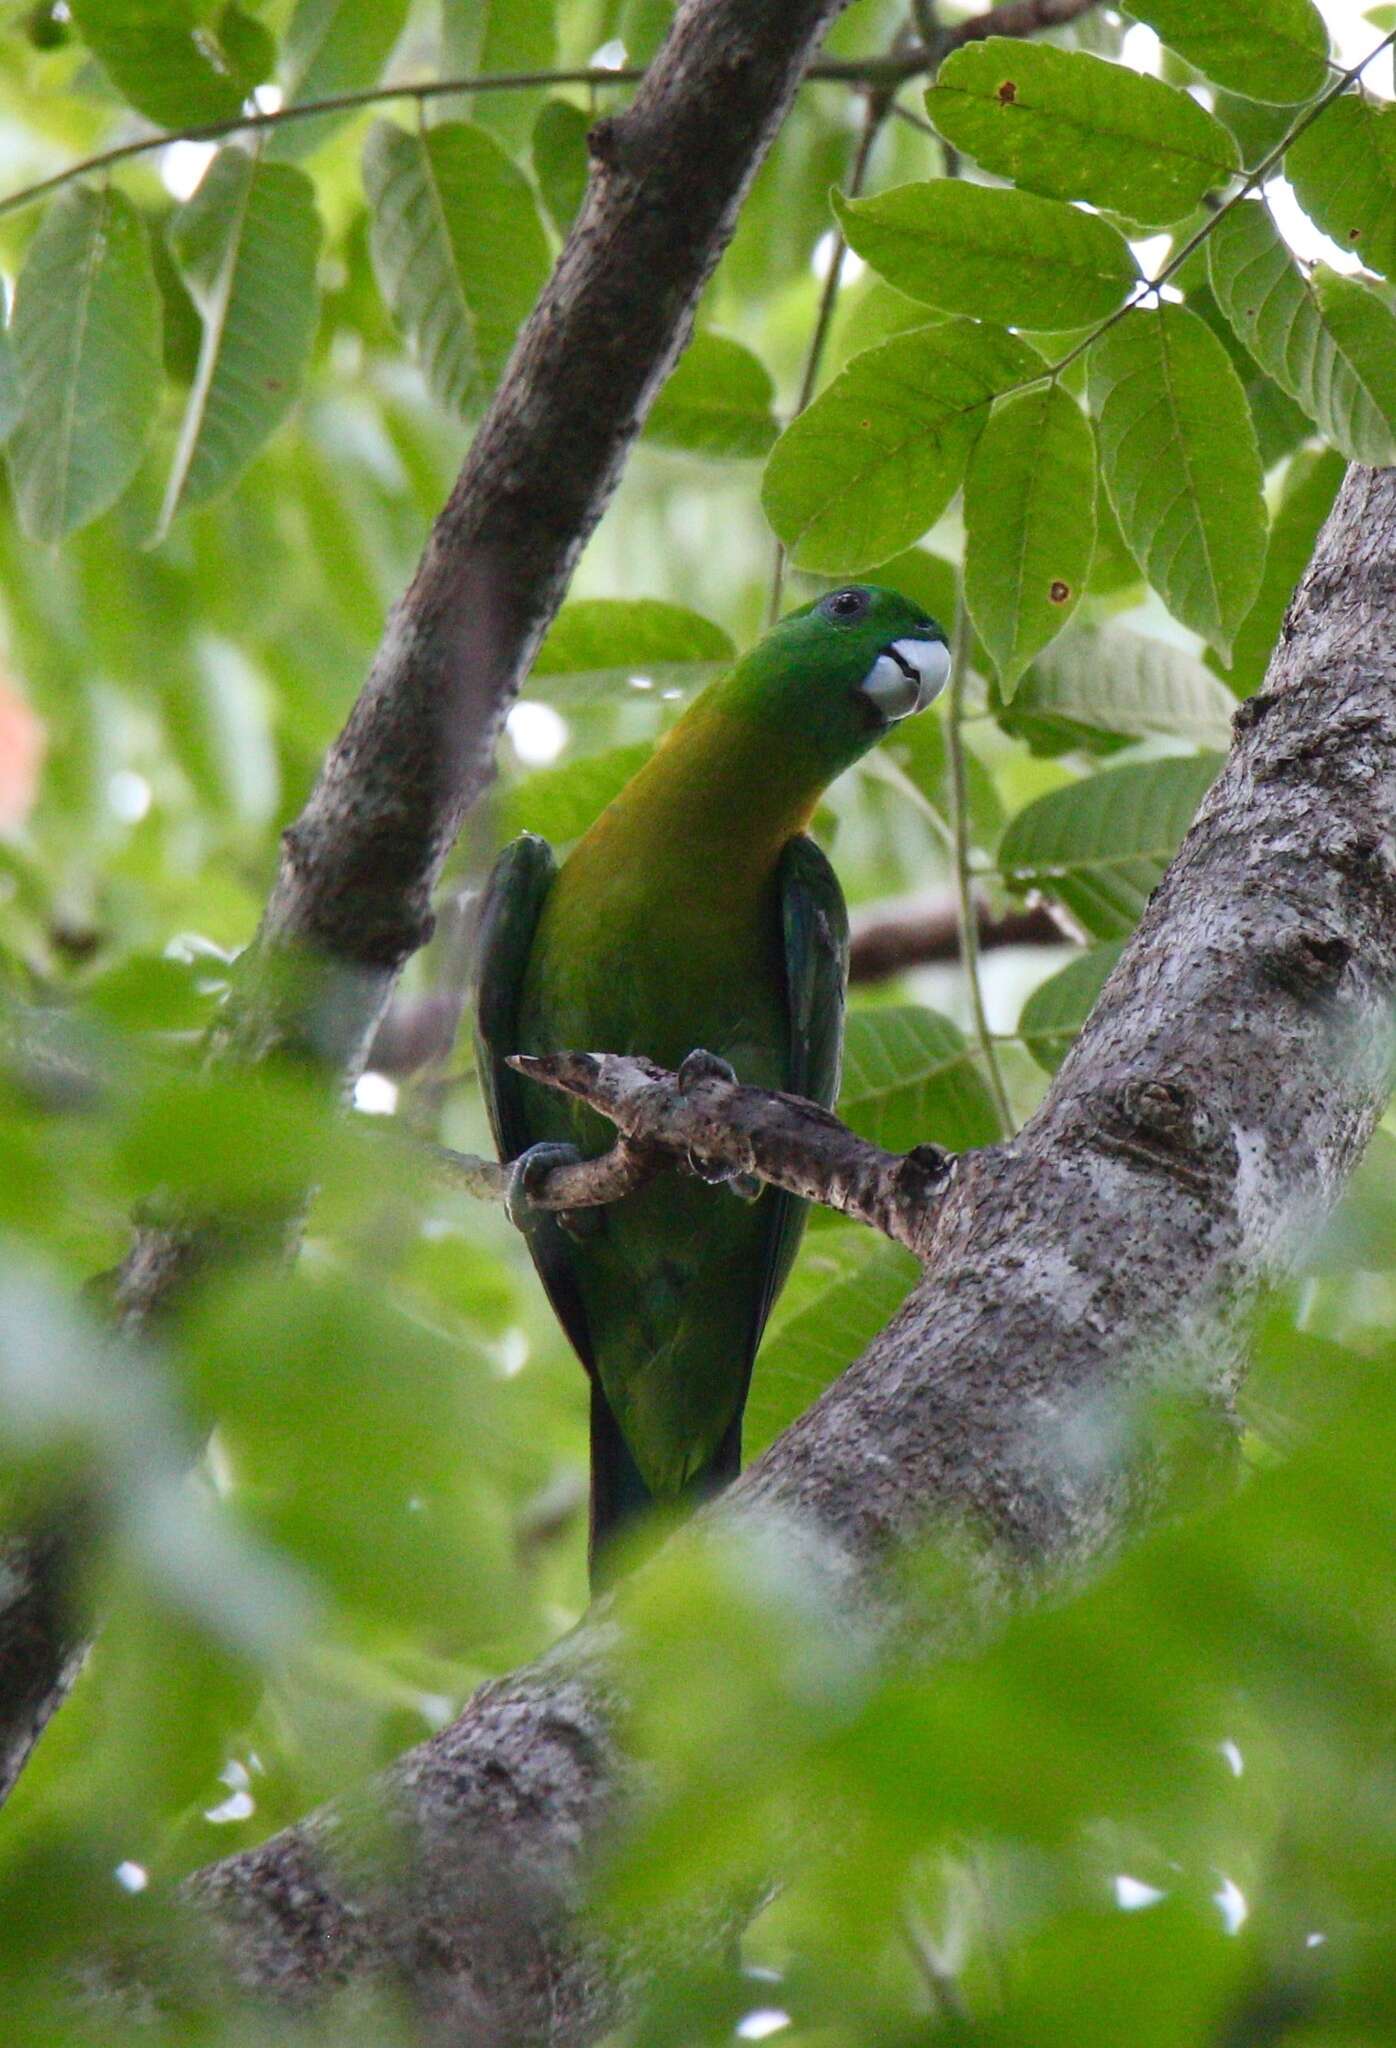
[0,0,1389,2041]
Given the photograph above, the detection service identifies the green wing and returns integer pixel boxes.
[753,832,851,1346]
[472,832,595,1372]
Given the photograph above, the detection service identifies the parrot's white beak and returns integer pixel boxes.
[858,636,952,720]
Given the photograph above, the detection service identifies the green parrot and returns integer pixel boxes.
[474,584,950,1577]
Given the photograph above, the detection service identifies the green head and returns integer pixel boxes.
[715,583,951,787]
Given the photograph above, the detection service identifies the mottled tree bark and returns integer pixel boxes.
[181,466,1396,2042]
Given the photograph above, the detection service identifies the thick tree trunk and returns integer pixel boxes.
[183,465,1396,2042]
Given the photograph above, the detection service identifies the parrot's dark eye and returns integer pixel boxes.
[824,587,869,622]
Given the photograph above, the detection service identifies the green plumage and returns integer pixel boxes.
[474,585,947,1574]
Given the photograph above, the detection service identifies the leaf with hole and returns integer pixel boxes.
[645,333,778,460]
[762,319,1036,573]
[834,181,1138,332]
[8,187,162,542]
[364,120,550,421]
[1124,0,1329,103]
[1088,303,1265,660]
[998,755,1221,939]
[159,150,323,533]
[1207,199,1396,466]
[925,38,1238,229]
[964,382,1096,697]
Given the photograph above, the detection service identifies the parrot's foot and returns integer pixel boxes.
[677,1047,738,1092]
[505,1141,584,1231]
[677,1050,742,1184]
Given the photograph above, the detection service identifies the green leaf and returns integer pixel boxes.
[834,181,1139,331]
[159,151,323,533]
[1011,622,1238,748]
[275,0,410,155]
[761,319,1036,573]
[0,328,18,448]
[532,598,734,675]
[442,0,557,150]
[8,187,162,543]
[879,705,1005,856]
[1213,87,1299,167]
[863,545,959,632]
[533,97,590,237]
[1017,941,1124,1072]
[644,333,778,459]
[1207,199,1396,466]
[1287,96,1396,278]
[1088,304,1266,660]
[998,754,1222,939]
[1312,264,1396,420]
[1185,279,1313,470]
[363,120,549,421]
[839,1004,1001,1155]
[1124,0,1329,103]
[964,382,1096,697]
[1218,447,1346,698]
[67,0,253,127]
[924,38,1238,229]
[189,1268,511,1636]
[746,1223,919,1452]
[218,4,275,91]
[500,741,652,843]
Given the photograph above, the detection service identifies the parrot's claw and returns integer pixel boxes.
[686,1145,737,1187]
[506,1141,584,1231]
[677,1048,738,1093]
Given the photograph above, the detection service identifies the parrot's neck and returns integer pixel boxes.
[580,695,832,880]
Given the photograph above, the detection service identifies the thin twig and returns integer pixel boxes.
[945,598,1013,1135]
[887,98,942,140]
[0,0,1104,224]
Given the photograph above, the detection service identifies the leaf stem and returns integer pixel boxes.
[946,596,1013,1136]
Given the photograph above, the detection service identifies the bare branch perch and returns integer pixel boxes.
[499,1049,950,1252]
[177,465,1396,2045]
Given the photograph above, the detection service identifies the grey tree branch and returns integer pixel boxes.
[176,465,1396,2043]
